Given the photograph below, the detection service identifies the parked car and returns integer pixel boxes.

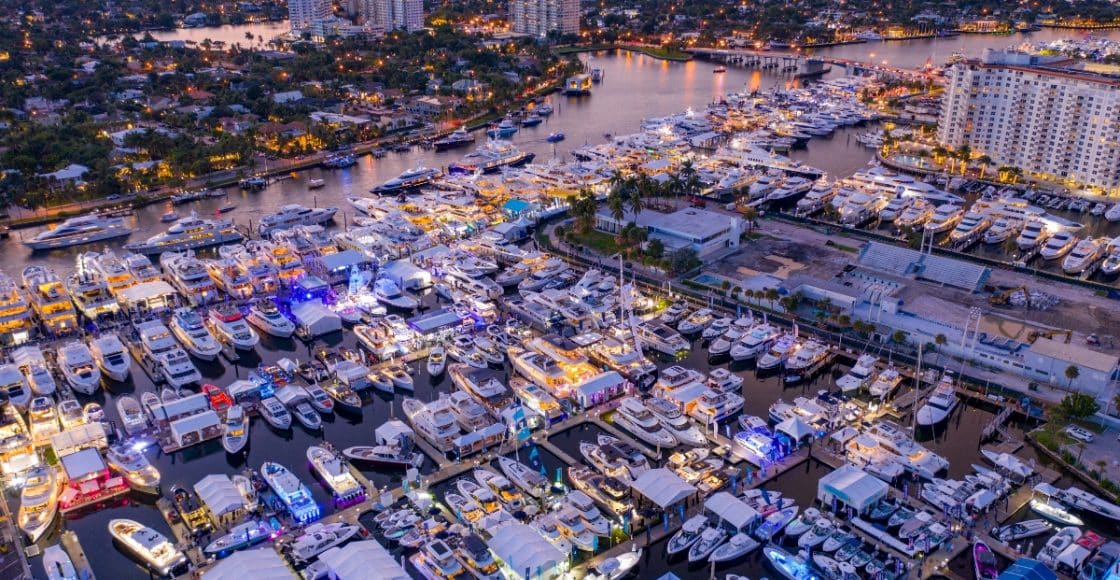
[1065,425,1095,443]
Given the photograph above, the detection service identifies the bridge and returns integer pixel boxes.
[686,46,939,81]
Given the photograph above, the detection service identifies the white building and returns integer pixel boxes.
[509,0,579,38]
[938,49,1120,192]
[595,207,744,261]
[289,0,332,34]
[360,0,424,32]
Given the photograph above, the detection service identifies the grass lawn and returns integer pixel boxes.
[574,230,623,255]
[634,46,693,61]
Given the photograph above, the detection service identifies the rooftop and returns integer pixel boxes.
[1028,337,1119,373]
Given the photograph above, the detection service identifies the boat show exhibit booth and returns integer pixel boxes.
[194,474,250,527]
[776,416,819,444]
[201,547,294,580]
[308,250,372,285]
[117,281,179,315]
[59,447,128,513]
[50,422,107,456]
[573,370,627,409]
[704,491,761,533]
[407,308,467,343]
[486,523,566,580]
[316,540,410,580]
[380,259,433,290]
[291,301,343,338]
[817,464,889,514]
[169,410,221,448]
[631,468,698,512]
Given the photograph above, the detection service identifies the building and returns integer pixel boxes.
[288,0,332,34]
[360,0,424,32]
[938,49,1120,192]
[595,207,744,261]
[509,0,579,38]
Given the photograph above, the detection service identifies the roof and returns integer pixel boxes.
[576,371,625,398]
[704,492,760,531]
[487,524,564,579]
[997,558,1057,580]
[118,280,177,304]
[776,416,816,440]
[169,410,220,438]
[381,259,427,277]
[374,420,413,445]
[227,379,262,398]
[194,474,246,517]
[1029,337,1119,373]
[407,308,462,334]
[60,447,105,479]
[830,426,859,444]
[317,540,409,580]
[152,393,209,422]
[318,250,369,272]
[818,464,889,509]
[203,548,294,580]
[503,199,532,213]
[291,301,342,331]
[50,422,106,452]
[631,468,696,509]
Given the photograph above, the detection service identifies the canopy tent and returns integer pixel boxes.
[169,410,220,447]
[631,468,697,510]
[830,426,859,444]
[817,464,889,513]
[704,492,760,531]
[317,540,409,580]
[375,420,414,446]
[776,416,816,442]
[997,558,1057,580]
[117,280,178,313]
[50,423,107,455]
[380,259,432,290]
[574,371,625,408]
[291,301,342,337]
[202,548,294,580]
[194,474,247,519]
[487,523,565,580]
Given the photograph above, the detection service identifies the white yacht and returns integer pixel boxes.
[924,204,964,233]
[371,164,443,194]
[1040,232,1077,260]
[1062,237,1105,274]
[105,444,161,494]
[982,218,1020,245]
[23,214,130,250]
[207,304,260,350]
[864,421,948,479]
[646,397,708,446]
[204,257,254,300]
[895,199,935,228]
[868,367,902,399]
[22,266,78,335]
[0,364,32,408]
[1016,221,1051,251]
[11,346,56,396]
[689,389,744,424]
[373,278,419,310]
[915,373,959,426]
[0,271,34,343]
[948,211,991,243]
[169,307,222,360]
[108,519,187,576]
[677,308,714,335]
[136,320,201,388]
[636,322,689,357]
[42,544,78,580]
[260,462,320,523]
[402,397,462,452]
[56,341,101,395]
[307,445,364,504]
[125,212,242,254]
[878,197,909,222]
[160,250,220,306]
[757,334,799,370]
[613,397,677,448]
[730,323,782,361]
[246,300,295,338]
[90,334,131,381]
[836,354,878,393]
[257,204,338,237]
[66,261,118,319]
[837,192,887,225]
[222,405,249,454]
[782,339,829,382]
[259,397,292,429]
[18,465,59,542]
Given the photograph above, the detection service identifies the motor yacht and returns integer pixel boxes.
[868,367,902,399]
[90,334,130,382]
[204,257,254,300]
[450,140,535,174]
[645,396,708,446]
[757,334,799,370]
[343,443,423,469]
[222,405,249,454]
[688,389,744,424]
[108,519,187,576]
[734,430,777,465]
[22,266,78,335]
[433,127,475,151]
[66,261,118,319]
[730,323,782,361]
[474,469,524,512]
[836,354,878,393]
[1040,232,1077,260]
[612,397,677,448]
[496,456,549,498]
[18,466,59,542]
[12,346,56,397]
[402,397,462,453]
[105,444,161,494]
[924,204,964,234]
[137,321,202,388]
[1063,237,1105,274]
[782,339,830,382]
[28,396,60,447]
[457,478,500,514]
[1016,220,1052,251]
[261,462,321,523]
[426,346,446,376]
[169,307,222,361]
[125,212,242,254]
[896,199,934,228]
[307,445,365,505]
[203,520,272,556]
[160,251,220,306]
[116,395,146,435]
[259,396,292,429]
[56,341,101,395]
[845,434,906,482]
[257,204,337,237]
[677,308,714,334]
[636,322,689,357]
[915,373,959,426]
[983,218,1020,245]
[371,165,442,194]
[688,526,729,563]
[410,538,464,579]
[207,304,260,350]
[864,421,948,479]
[246,300,295,338]
[948,211,991,243]
[373,278,419,310]
[24,214,130,250]
[878,197,908,222]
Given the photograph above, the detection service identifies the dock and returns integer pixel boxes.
[60,531,95,580]
[156,497,207,567]
[981,405,1014,442]
[124,334,166,385]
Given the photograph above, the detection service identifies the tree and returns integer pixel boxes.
[607,188,626,223]
[1057,392,1099,420]
[646,238,664,259]
[976,154,992,179]
[892,329,908,345]
[740,206,758,233]
[764,288,780,309]
[1065,365,1081,389]
[669,248,700,275]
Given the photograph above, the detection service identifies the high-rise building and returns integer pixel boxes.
[509,0,579,38]
[360,0,424,32]
[289,0,332,34]
[938,49,1120,191]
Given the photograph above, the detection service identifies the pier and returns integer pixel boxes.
[60,531,95,580]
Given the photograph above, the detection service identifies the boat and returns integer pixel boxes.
[485,117,518,139]
[90,334,130,382]
[53,342,100,395]
[82,402,105,424]
[547,132,566,143]
[302,384,334,414]
[222,405,249,454]
[757,334,798,370]
[108,519,187,576]
[1063,238,1105,274]
[245,300,295,338]
[709,532,760,563]
[307,178,326,189]
[116,395,146,434]
[66,259,119,319]
[1040,231,1077,260]
[160,251,220,306]
[782,339,830,382]
[449,140,535,174]
[730,323,782,361]
[105,444,161,494]
[1058,486,1120,522]
[612,397,677,448]
[261,462,321,523]
[924,204,964,233]
[798,517,834,548]
[343,445,423,469]
[124,212,242,254]
[168,307,222,361]
[323,382,362,414]
[373,278,419,310]
[456,479,500,514]
[288,522,359,563]
[371,165,442,194]
[433,128,475,151]
[496,456,549,498]
[410,539,463,579]
[18,466,59,542]
[836,354,877,393]
[980,449,1034,482]
[259,397,292,429]
[763,545,815,580]
[203,520,272,556]
[257,204,337,237]
[915,373,958,426]
[864,421,948,479]
[667,515,708,556]
[293,402,322,430]
[589,549,642,580]
[566,490,611,536]
[41,544,79,580]
[688,389,744,424]
[992,519,1050,542]
[307,445,365,504]
[426,346,446,376]
[948,211,991,243]
[784,507,820,537]
[28,397,60,447]
[22,266,78,335]
[322,153,356,168]
[1038,526,1082,567]
[688,527,728,563]
[24,215,131,250]
[136,320,201,388]
[678,308,714,335]
[755,506,799,541]
[208,304,259,350]
[170,485,211,534]
[446,492,485,524]
[402,397,462,453]
[646,397,707,447]
[11,346,56,397]
[868,367,902,399]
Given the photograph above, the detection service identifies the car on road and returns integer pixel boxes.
[1065,425,1095,443]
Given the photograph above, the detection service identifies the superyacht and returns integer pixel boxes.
[449,140,535,174]
[257,204,338,237]
[125,212,242,254]
[66,258,119,319]
[160,251,220,306]
[22,266,78,335]
[23,214,130,250]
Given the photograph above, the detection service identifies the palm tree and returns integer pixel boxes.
[740,206,758,233]
[607,188,626,224]
[955,144,972,175]
[628,176,644,215]
[976,154,992,179]
[1065,365,1080,389]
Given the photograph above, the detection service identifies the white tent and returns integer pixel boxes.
[169,410,220,447]
[631,468,697,509]
[704,492,760,531]
[817,464,889,513]
[380,259,432,290]
[202,548,294,580]
[830,426,859,444]
[194,474,247,520]
[50,423,107,455]
[317,540,409,580]
[487,524,565,580]
[776,416,816,442]
[291,301,342,337]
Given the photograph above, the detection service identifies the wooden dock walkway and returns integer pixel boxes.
[156,497,207,568]
[60,530,95,580]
